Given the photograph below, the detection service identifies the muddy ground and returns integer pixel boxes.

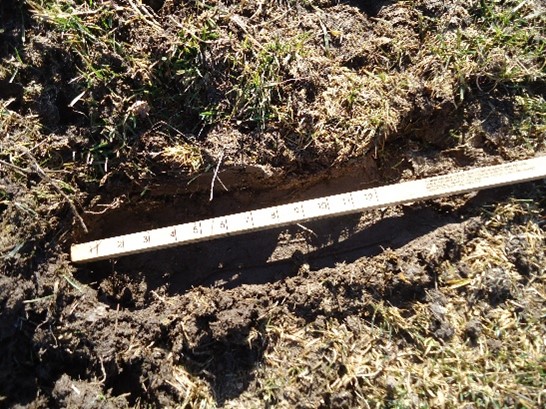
[1,0,546,408]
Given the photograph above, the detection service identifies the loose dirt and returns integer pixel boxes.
[1,0,545,408]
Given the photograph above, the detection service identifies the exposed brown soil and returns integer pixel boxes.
[1,0,545,408]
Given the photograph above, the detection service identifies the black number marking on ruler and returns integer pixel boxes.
[70,156,546,263]
[317,198,330,211]
[245,211,255,227]
[294,203,305,217]
[342,193,355,208]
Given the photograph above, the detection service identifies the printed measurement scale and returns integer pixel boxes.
[71,156,546,263]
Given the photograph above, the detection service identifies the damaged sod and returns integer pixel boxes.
[1,0,545,407]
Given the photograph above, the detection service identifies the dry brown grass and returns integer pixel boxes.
[212,198,545,408]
